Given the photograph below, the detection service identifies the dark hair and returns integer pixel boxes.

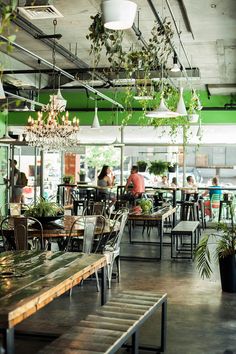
[131,165,139,173]
[172,177,177,184]
[212,177,219,185]
[98,165,109,180]
[186,175,192,182]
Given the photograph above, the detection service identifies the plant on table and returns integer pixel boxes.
[24,198,64,217]
[137,198,153,214]
[194,221,236,292]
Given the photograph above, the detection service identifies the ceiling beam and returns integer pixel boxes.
[0,35,124,109]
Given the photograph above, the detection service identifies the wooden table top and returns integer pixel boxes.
[128,207,176,221]
[3,215,118,239]
[0,251,106,328]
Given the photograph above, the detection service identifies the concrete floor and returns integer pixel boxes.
[13,225,236,354]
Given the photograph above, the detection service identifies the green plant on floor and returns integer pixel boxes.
[194,221,236,279]
[148,160,168,176]
[24,198,64,217]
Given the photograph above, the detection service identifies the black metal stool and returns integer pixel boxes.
[218,199,234,226]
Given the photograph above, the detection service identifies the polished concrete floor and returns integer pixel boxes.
[13,224,236,354]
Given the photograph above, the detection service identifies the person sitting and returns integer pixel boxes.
[202,177,222,217]
[97,165,116,206]
[158,175,169,188]
[170,177,178,188]
[123,165,145,202]
[184,175,198,201]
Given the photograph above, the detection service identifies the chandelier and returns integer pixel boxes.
[25,19,80,151]
[26,110,79,150]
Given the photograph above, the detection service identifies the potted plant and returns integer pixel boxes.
[79,169,86,182]
[137,198,153,214]
[188,89,202,123]
[137,160,148,172]
[24,198,64,223]
[63,175,74,184]
[194,222,236,293]
[167,162,177,173]
[148,160,168,176]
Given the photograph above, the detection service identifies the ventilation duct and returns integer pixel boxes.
[18,0,63,20]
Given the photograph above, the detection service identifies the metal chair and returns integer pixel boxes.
[0,216,44,251]
[103,209,129,288]
[66,215,100,292]
[82,201,106,217]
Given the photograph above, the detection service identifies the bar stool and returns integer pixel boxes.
[218,199,234,226]
[180,201,199,222]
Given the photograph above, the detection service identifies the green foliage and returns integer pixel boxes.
[148,160,168,176]
[137,198,153,214]
[137,160,147,170]
[85,146,120,170]
[194,222,236,279]
[24,198,64,217]
[63,175,74,183]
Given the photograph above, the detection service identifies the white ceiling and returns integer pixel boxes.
[1,0,236,96]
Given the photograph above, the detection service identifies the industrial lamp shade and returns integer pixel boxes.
[102,0,137,30]
[0,79,6,99]
[146,97,180,118]
[176,87,187,116]
[91,107,101,129]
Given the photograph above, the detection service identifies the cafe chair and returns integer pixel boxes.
[0,216,44,251]
[66,216,100,292]
[83,201,106,217]
[103,209,129,288]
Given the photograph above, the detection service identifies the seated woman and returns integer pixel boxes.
[97,165,116,206]
[202,177,222,217]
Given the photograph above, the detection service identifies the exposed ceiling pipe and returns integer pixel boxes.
[5,91,45,107]
[0,35,124,109]
[146,0,190,82]
[164,0,193,64]
[11,13,113,87]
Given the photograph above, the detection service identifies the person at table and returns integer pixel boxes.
[184,175,198,201]
[158,175,169,188]
[170,177,178,188]
[123,165,145,201]
[97,165,116,206]
[202,177,222,216]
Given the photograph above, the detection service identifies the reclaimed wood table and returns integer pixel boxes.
[127,206,176,261]
[0,251,107,354]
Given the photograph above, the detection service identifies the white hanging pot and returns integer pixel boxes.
[101,0,137,30]
[188,114,199,123]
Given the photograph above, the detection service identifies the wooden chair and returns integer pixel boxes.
[0,216,44,251]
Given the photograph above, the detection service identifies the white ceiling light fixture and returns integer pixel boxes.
[170,53,180,73]
[101,0,137,30]
[0,78,6,99]
[91,96,101,129]
[146,97,180,118]
[0,103,16,142]
[176,87,187,116]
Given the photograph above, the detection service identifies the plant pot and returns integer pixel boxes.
[80,174,86,182]
[219,254,236,293]
[63,177,71,184]
[188,114,199,123]
[138,165,147,172]
[168,165,176,173]
[223,193,229,202]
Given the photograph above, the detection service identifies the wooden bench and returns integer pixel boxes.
[38,290,167,354]
[171,220,200,260]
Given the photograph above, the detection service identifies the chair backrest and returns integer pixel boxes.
[66,216,97,254]
[83,201,106,216]
[93,215,107,253]
[0,216,44,251]
[104,210,129,252]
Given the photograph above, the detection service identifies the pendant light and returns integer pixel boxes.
[101,0,137,30]
[91,97,100,129]
[176,87,187,116]
[0,101,16,142]
[170,53,180,72]
[146,61,180,118]
[0,78,5,99]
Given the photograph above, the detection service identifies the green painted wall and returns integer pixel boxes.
[7,89,236,126]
